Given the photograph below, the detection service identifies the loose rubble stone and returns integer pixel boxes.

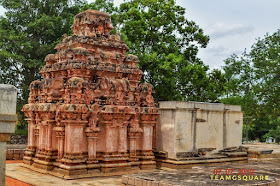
[10,135,27,144]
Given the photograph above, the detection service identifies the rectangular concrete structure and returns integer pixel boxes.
[156,101,243,159]
[0,84,17,186]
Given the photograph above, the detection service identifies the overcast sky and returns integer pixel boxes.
[1,0,280,70]
[178,0,280,70]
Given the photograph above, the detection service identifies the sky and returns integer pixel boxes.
[1,0,280,70]
[177,0,280,70]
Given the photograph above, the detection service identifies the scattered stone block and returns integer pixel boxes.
[150,181,159,186]
[135,177,143,186]
[128,177,135,185]
[122,175,129,184]
[261,150,273,154]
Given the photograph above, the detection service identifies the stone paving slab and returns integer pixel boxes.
[8,162,280,186]
[122,162,280,185]
[243,143,280,153]
[6,163,122,186]
[7,161,280,185]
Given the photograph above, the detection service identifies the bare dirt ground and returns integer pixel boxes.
[6,160,31,186]
[5,176,31,186]
[242,143,280,153]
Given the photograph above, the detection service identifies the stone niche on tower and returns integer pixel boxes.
[22,9,158,179]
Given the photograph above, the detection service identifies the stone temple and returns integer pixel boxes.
[22,9,158,179]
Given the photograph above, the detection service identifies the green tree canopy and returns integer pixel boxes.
[222,30,280,141]
[0,0,227,129]
[116,0,225,101]
[0,0,116,126]
[0,0,85,109]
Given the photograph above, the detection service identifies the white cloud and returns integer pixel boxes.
[207,23,254,39]
[198,43,244,70]
[206,45,243,57]
[207,46,227,56]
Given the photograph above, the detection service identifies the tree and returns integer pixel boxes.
[251,30,280,141]
[221,53,260,141]
[0,0,226,131]
[222,30,280,141]
[116,0,225,101]
[0,0,115,127]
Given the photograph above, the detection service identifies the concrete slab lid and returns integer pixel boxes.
[224,104,242,111]
[159,101,195,109]
[0,84,17,93]
[192,101,225,111]
[158,101,241,111]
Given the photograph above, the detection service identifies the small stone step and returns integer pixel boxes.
[261,150,273,154]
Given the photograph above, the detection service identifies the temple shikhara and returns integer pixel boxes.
[22,9,158,178]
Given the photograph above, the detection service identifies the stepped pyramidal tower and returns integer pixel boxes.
[22,9,158,179]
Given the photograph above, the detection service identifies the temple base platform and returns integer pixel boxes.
[20,161,157,179]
